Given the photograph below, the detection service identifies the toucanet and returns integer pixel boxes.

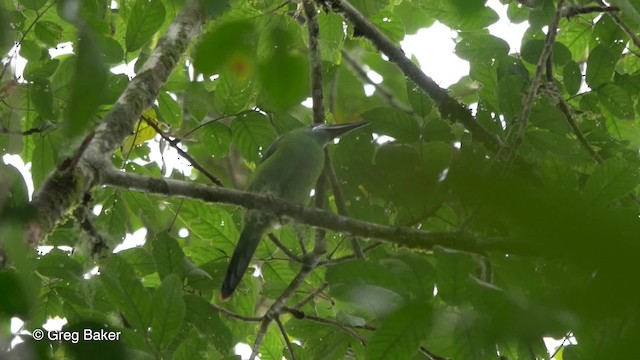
[220,121,369,300]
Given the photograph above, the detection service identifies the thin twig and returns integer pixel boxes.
[177,109,256,144]
[141,115,224,186]
[549,332,573,359]
[561,5,619,18]
[294,282,328,309]
[250,2,330,355]
[419,346,447,360]
[211,303,263,322]
[324,155,364,258]
[282,307,372,345]
[275,316,297,360]
[268,233,304,263]
[504,0,566,164]
[0,126,46,136]
[342,50,414,115]
[320,242,383,265]
[283,307,376,330]
[249,319,272,360]
[542,53,602,164]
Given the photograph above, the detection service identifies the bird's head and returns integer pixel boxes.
[309,121,369,146]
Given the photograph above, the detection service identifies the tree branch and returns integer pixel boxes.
[275,316,297,360]
[29,0,211,243]
[304,0,325,126]
[504,0,565,163]
[341,50,414,115]
[596,0,640,50]
[250,318,271,360]
[325,0,503,153]
[100,169,530,255]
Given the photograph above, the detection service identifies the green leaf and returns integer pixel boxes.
[185,83,210,121]
[119,247,156,276]
[125,0,166,52]
[470,62,499,110]
[326,260,406,318]
[18,0,47,11]
[157,91,183,126]
[152,232,186,280]
[609,0,640,26]
[30,79,55,119]
[172,329,207,360]
[19,40,42,61]
[193,20,256,76]
[95,192,128,245]
[455,34,509,63]
[286,319,354,360]
[104,73,129,104]
[258,24,309,111]
[520,40,572,66]
[23,56,59,81]
[497,75,526,119]
[259,326,285,360]
[65,30,108,138]
[184,259,216,291]
[261,260,297,298]
[98,36,124,64]
[184,295,233,355]
[586,44,616,88]
[365,302,432,360]
[36,251,83,280]
[434,247,474,306]
[349,0,387,17]
[0,270,32,318]
[583,157,639,205]
[371,11,405,44]
[394,2,435,35]
[213,72,257,113]
[563,61,582,96]
[189,121,232,158]
[178,201,238,254]
[597,83,634,120]
[31,135,57,189]
[361,107,420,143]
[150,274,185,348]
[507,1,529,23]
[406,80,433,117]
[34,21,63,47]
[557,20,591,62]
[526,129,580,156]
[318,12,345,63]
[100,255,152,333]
[231,111,277,163]
[424,0,499,30]
[530,102,570,134]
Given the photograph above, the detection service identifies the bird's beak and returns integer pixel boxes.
[312,121,369,139]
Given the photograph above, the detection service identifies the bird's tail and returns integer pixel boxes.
[220,217,269,301]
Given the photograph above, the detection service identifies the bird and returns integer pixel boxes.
[220,121,369,301]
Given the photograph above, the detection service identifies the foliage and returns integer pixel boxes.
[2,0,640,359]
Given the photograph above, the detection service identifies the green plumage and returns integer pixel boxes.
[220,122,369,300]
